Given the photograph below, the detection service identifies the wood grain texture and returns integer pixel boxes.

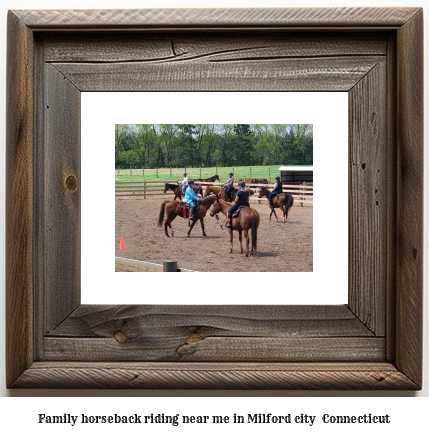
[52,56,383,92]
[5,11,34,388]
[348,62,386,336]
[42,33,388,63]
[43,305,381,362]
[395,9,424,387]
[6,7,423,390]
[11,362,418,390]
[43,64,81,333]
[14,8,420,29]
[44,337,385,362]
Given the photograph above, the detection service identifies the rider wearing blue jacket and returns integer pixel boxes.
[185,180,200,220]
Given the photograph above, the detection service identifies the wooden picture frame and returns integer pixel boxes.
[6,8,423,389]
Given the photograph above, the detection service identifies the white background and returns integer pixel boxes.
[81,92,348,305]
[0,0,428,424]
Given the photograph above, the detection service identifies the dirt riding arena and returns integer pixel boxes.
[115,198,312,272]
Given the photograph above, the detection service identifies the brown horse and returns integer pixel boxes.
[204,185,254,201]
[164,183,202,201]
[194,174,220,183]
[258,186,294,223]
[210,198,260,256]
[251,178,269,184]
[157,194,217,237]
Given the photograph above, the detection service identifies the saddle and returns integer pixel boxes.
[180,201,199,218]
[231,205,249,218]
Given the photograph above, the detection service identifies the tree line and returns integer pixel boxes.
[115,124,313,168]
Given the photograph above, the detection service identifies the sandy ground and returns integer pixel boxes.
[115,198,313,272]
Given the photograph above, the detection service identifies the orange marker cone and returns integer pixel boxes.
[120,236,126,250]
[281,211,284,217]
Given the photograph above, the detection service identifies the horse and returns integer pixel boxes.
[193,174,220,183]
[235,177,254,183]
[251,178,269,184]
[164,183,202,200]
[210,198,259,256]
[157,194,217,237]
[258,186,294,223]
[204,185,254,201]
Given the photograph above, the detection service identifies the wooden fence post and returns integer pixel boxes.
[163,260,178,272]
[156,167,158,178]
[300,181,306,207]
[144,180,146,199]
[200,165,202,178]
[130,166,132,176]
[250,167,252,178]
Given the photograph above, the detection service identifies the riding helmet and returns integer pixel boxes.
[238,181,245,187]
[275,176,280,180]
[188,180,194,185]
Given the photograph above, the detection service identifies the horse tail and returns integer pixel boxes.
[251,211,258,252]
[198,185,203,196]
[285,193,294,219]
[157,200,169,227]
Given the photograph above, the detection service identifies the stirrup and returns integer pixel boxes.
[225,221,231,228]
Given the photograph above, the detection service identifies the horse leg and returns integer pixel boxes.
[229,229,233,253]
[243,229,250,257]
[272,208,279,222]
[239,230,244,253]
[199,217,207,237]
[187,216,199,237]
[165,213,177,237]
[269,207,274,221]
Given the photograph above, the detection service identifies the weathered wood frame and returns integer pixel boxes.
[6,8,423,389]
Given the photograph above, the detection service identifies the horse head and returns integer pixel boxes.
[258,186,267,198]
[210,198,221,217]
[163,183,168,193]
[204,186,212,197]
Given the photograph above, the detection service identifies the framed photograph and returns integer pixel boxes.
[6,7,423,389]
[83,92,347,306]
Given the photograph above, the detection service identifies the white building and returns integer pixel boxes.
[278,166,313,184]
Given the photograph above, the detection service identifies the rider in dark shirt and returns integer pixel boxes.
[269,176,283,207]
[224,172,234,202]
[226,181,250,228]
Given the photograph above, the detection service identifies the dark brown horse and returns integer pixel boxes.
[258,186,294,223]
[194,174,220,183]
[157,194,217,237]
[210,198,259,256]
[204,185,254,201]
[251,178,269,184]
[164,183,202,201]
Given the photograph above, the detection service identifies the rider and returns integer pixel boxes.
[226,181,250,228]
[269,175,283,207]
[184,180,200,221]
[181,172,189,195]
[224,172,234,202]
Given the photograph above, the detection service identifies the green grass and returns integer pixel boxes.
[115,165,282,183]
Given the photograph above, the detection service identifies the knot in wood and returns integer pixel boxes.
[64,174,78,193]
[114,331,128,343]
